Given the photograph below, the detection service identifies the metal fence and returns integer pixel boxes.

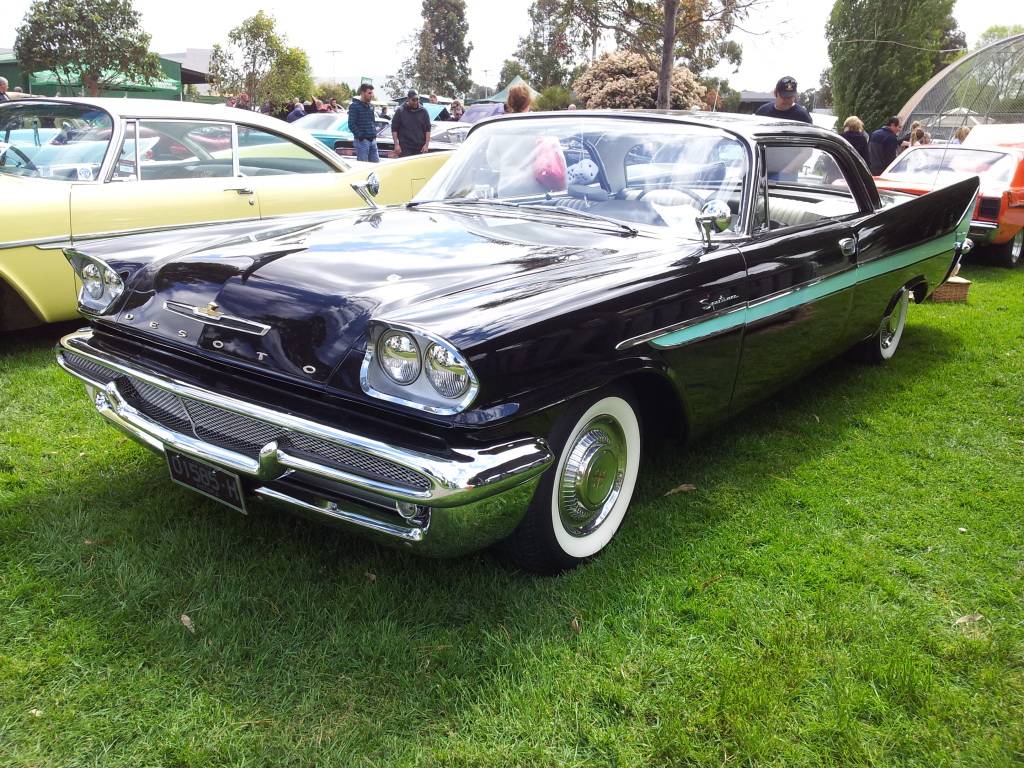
[901,33,1024,141]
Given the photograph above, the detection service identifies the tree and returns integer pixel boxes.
[210,12,314,107]
[700,75,739,111]
[264,46,314,106]
[512,0,584,89]
[560,0,759,108]
[572,50,704,109]
[817,67,833,108]
[535,85,574,110]
[827,0,956,131]
[497,59,529,91]
[931,14,966,75]
[974,24,1024,50]
[387,0,474,97]
[14,0,161,96]
[317,81,354,105]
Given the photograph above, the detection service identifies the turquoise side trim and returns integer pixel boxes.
[649,207,969,350]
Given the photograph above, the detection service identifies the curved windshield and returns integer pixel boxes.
[886,147,1015,184]
[0,102,114,181]
[296,114,347,131]
[414,117,749,234]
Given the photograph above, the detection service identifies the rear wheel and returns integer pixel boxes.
[988,228,1023,268]
[500,387,642,574]
[854,287,910,364]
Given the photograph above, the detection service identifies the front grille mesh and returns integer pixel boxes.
[63,352,118,386]
[65,353,430,492]
[286,432,431,491]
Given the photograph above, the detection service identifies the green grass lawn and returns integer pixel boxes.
[1,266,1022,767]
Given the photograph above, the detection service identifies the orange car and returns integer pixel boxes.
[875,144,1024,267]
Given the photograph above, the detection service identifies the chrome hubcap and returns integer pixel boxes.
[558,415,627,537]
[880,290,909,351]
[1011,229,1023,263]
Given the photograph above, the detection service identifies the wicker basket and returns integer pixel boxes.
[931,276,971,303]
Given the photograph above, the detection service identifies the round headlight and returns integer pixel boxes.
[377,330,421,384]
[81,262,103,300]
[103,267,124,301]
[425,343,471,399]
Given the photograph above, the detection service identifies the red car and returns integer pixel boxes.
[875,144,1024,267]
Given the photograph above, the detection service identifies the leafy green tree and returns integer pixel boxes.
[317,81,354,105]
[416,0,473,95]
[387,1,473,97]
[974,24,1024,49]
[264,46,314,106]
[14,0,161,96]
[512,0,582,89]
[827,0,956,132]
[496,59,529,91]
[931,15,966,75]
[210,12,315,107]
[535,85,574,110]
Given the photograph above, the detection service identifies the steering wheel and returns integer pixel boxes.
[639,186,706,207]
[1,145,39,174]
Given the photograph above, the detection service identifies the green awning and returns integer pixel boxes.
[29,68,180,94]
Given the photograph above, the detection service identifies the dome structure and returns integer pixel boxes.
[899,33,1024,141]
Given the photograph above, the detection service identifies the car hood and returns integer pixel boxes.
[112,205,664,386]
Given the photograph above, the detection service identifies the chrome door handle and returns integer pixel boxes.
[224,187,254,195]
[839,237,857,257]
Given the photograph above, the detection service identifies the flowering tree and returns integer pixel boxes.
[573,51,704,109]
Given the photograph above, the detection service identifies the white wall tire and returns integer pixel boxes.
[499,387,642,573]
[852,287,910,365]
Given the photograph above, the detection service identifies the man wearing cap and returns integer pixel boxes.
[868,116,902,175]
[755,77,812,124]
[391,90,431,158]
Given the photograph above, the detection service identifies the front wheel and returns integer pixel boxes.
[499,387,642,574]
[853,287,910,364]
[989,228,1023,268]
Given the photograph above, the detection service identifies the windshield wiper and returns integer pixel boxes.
[407,197,638,236]
[517,203,638,236]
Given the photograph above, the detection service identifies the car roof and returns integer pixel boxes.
[4,96,349,169]
[469,109,843,143]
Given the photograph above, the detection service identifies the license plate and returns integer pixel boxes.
[166,449,247,514]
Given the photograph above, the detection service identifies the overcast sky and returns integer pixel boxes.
[2,0,1022,93]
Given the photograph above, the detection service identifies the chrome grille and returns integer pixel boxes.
[286,432,431,491]
[63,352,117,386]
[181,399,279,458]
[119,377,192,435]
[66,355,430,491]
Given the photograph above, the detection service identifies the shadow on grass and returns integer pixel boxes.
[15,323,961,609]
[0,320,82,360]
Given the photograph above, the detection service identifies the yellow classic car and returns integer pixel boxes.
[0,97,450,332]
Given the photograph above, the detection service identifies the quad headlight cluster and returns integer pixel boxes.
[363,325,478,414]
[65,249,125,315]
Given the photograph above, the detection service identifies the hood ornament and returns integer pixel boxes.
[163,300,271,337]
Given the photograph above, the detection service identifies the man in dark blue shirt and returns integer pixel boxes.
[755,76,812,124]
[348,83,380,163]
[391,90,431,158]
[868,116,902,174]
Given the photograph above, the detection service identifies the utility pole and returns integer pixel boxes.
[483,69,490,99]
[327,49,343,83]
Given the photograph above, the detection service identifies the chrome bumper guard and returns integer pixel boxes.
[57,330,552,556]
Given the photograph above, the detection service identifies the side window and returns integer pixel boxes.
[136,120,230,181]
[236,126,336,176]
[762,145,860,230]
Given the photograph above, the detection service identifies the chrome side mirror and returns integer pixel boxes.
[351,171,381,208]
[695,199,732,249]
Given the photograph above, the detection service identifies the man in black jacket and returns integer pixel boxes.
[391,90,431,158]
[868,116,902,174]
[348,83,380,163]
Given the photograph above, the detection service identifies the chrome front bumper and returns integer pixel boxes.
[57,330,552,556]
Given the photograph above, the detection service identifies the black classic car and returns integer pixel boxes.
[57,111,977,573]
